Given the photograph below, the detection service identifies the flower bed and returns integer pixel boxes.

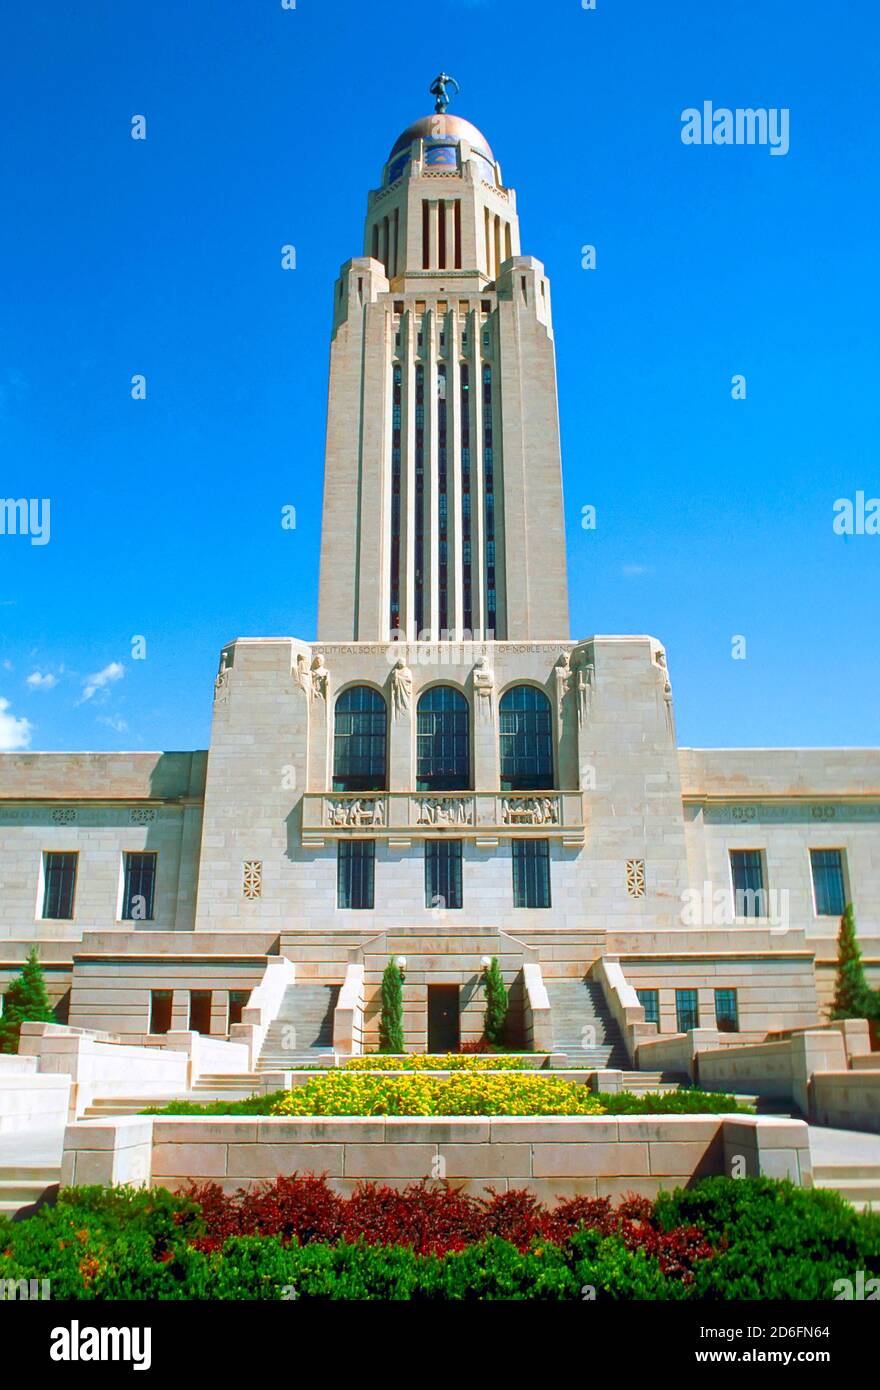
[343,1053,526,1071]
[1,1176,877,1300]
[147,1076,750,1118]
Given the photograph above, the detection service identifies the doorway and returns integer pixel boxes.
[427,985,460,1053]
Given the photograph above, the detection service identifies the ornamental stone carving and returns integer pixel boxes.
[311,653,330,701]
[501,796,560,826]
[416,796,473,827]
[473,657,495,720]
[390,659,413,719]
[326,797,385,827]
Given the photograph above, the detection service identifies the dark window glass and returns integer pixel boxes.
[417,687,470,791]
[228,990,249,1027]
[730,849,766,917]
[637,989,659,1026]
[714,988,739,1033]
[150,990,172,1035]
[675,989,699,1032]
[42,851,77,920]
[810,849,846,917]
[190,990,212,1034]
[512,839,551,909]
[425,840,463,910]
[122,851,157,920]
[337,840,375,910]
[499,686,554,791]
[333,687,387,791]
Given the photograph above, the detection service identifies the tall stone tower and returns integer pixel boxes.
[317,103,570,644]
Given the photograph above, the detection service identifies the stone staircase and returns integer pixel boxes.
[545,978,631,1068]
[810,1128,880,1212]
[81,1073,263,1118]
[813,1161,880,1212]
[256,983,340,1071]
[0,1165,60,1218]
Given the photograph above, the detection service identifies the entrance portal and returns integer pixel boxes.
[427,984,460,1053]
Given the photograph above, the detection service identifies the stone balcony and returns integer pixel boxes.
[300,791,586,849]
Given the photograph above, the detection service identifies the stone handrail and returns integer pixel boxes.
[522,962,552,1053]
[592,956,656,1067]
[230,956,296,1069]
[333,962,365,1057]
[18,1021,190,1119]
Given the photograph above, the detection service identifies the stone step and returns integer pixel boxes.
[814,1177,880,1207]
[0,1170,60,1215]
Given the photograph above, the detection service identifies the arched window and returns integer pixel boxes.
[333,687,387,792]
[417,687,470,791]
[499,686,554,791]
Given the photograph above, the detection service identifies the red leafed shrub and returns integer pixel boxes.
[342,1181,486,1255]
[458,1037,494,1054]
[182,1174,714,1273]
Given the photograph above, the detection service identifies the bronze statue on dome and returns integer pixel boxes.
[430,72,460,115]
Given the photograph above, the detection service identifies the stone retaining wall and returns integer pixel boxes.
[61,1113,812,1203]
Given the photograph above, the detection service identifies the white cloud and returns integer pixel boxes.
[97,713,129,734]
[26,671,57,690]
[81,661,124,702]
[622,564,649,577]
[0,697,32,750]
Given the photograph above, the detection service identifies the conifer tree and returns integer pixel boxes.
[378,957,404,1054]
[483,956,508,1047]
[0,946,55,1054]
[830,904,871,1020]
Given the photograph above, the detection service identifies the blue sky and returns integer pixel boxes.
[0,0,877,753]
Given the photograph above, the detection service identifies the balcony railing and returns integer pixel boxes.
[301,791,586,848]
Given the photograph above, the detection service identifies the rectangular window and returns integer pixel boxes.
[425,840,463,910]
[149,990,172,1035]
[810,849,846,917]
[337,840,375,910]
[730,849,766,917]
[42,851,78,920]
[637,989,659,1026]
[675,989,699,1033]
[512,840,551,909]
[715,988,739,1033]
[189,990,212,1035]
[122,851,157,921]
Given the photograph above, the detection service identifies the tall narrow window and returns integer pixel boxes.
[333,687,387,792]
[499,686,554,790]
[454,200,462,269]
[460,363,472,632]
[390,363,402,632]
[190,990,212,1035]
[228,990,249,1027]
[714,989,739,1033]
[425,840,463,910]
[512,840,551,909]
[42,851,77,920]
[122,851,157,921]
[337,841,375,910]
[437,365,449,637]
[149,990,172,1035]
[810,849,846,917]
[438,199,447,269]
[637,989,660,1026]
[730,849,766,918]
[422,200,430,269]
[483,365,497,637]
[675,989,699,1032]
[415,363,426,634]
[417,687,470,790]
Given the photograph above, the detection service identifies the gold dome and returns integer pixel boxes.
[388,114,495,164]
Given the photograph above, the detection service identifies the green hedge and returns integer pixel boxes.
[2,1177,877,1300]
